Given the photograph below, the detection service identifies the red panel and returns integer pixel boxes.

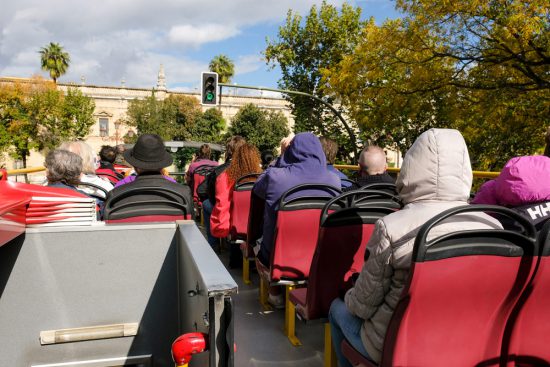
[507,257,550,364]
[106,214,187,224]
[0,196,29,248]
[229,190,252,239]
[271,208,322,281]
[0,181,88,198]
[385,256,532,367]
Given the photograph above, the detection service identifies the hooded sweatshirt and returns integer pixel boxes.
[345,128,501,362]
[253,132,341,265]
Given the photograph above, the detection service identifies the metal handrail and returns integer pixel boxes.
[0,165,501,180]
[334,164,500,179]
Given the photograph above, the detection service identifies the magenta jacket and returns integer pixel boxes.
[472,155,550,206]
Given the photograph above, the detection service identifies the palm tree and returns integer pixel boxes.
[209,54,235,84]
[39,42,70,83]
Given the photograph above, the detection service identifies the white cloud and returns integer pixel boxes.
[169,24,240,47]
[235,54,263,75]
[0,0,350,87]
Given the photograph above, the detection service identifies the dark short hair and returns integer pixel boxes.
[261,150,274,166]
[319,136,338,164]
[44,149,83,186]
[197,144,211,160]
[99,145,118,163]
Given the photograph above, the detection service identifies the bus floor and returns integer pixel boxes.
[204,236,326,366]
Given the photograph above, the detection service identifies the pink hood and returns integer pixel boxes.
[473,155,550,206]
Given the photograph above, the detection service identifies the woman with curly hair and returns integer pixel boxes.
[210,142,261,239]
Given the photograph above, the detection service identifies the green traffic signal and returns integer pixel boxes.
[201,72,218,105]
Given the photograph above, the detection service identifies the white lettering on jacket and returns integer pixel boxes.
[527,203,550,220]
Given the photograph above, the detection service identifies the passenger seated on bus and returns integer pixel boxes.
[210,143,262,266]
[344,146,394,192]
[253,132,341,268]
[96,145,124,182]
[319,136,351,188]
[44,149,89,196]
[185,144,219,186]
[105,134,192,217]
[114,142,177,188]
[329,128,501,366]
[260,149,274,169]
[202,136,246,250]
[59,141,113,199]
[472,155,550,230]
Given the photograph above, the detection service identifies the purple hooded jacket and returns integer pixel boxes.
[472,155,550,206]
[253,132,341,265]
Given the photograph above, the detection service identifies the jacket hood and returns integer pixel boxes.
[495,155,550,206]
[397,128,472,205]
[280,132,326,168]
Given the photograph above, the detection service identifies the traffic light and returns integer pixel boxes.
[201,72,218,105]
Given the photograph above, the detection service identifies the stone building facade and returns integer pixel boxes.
[1,69,294,169]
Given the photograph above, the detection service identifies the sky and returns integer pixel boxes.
[0,0,401,95]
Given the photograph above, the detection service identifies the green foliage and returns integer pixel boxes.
[126,94,226,170]
[0,78,95,167]
[209,54,235,84]
[39,42,70,83]
[323,0,549,169]
[225,103,290,152]
[265,1,364,160]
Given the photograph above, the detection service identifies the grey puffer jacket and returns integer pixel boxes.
[344,128,502,363]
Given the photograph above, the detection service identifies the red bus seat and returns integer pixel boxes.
[104,186,192,223]
[342,205,537,367]
[192,165,216,208]
[230,173,259,241]
[506,220,550,365]
[230,174,260,284]
[290,190,401,322]
[269,184,341,282]
[287,190,400,348]
[95,168,121,184]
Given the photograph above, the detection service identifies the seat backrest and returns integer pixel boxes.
[360,182,398,197]
[304,190,401,320]
[229,173,259,240]
[192,165,216,204]
[506,220,550,366]
[104,186,192,223]
[270,184,341,282]
[383,205,537,367]
[95,169,121,184]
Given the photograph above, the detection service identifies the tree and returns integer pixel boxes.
[126,94,227,169]
[192,108,226,143]
[0,78,95,168]
[324,1,549,170]
[39,42,70,83]
[395,0,549,91]
[209,55,235,84]
[265,1,364,160]
[225,104,290,152]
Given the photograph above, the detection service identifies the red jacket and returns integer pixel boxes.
[210,171,234,238]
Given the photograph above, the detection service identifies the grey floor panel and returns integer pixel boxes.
[219,248,325,367]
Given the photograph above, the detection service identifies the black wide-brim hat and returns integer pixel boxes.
[124,134,173,170]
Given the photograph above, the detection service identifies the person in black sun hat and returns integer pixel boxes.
[105,134,193,220]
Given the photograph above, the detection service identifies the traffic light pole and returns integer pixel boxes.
[219,83,358,161]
